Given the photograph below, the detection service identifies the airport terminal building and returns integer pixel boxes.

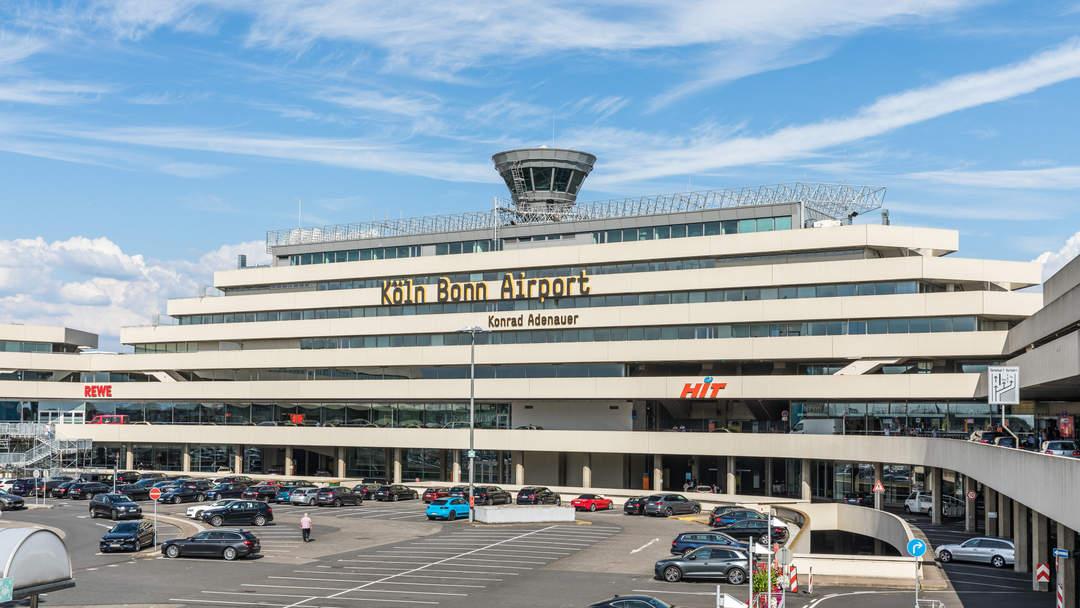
[0,148,1054,503]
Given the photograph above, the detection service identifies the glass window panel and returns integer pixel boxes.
[930,317,952,332]
[653,225,670,239]
[895,281,917,294]
[552,167,572,192]
[738,219,757,233]
[760,287,778,300]
[531,167,552,191]
[876,282,896,295]
[774,216,792,230]
[732,324,750,338]
[868,319,888,334]
[670,224,687,238]
[705,222,721,236]
[567,170,585,194]
[856,283,876,296]
[756,217,774,232]
[687,223,704,237]
[849,320,867,335]
[721,220,738,234]
[888,319,909,333]
[909,318,931,333]
[816,284,837,298]
[837,284,855,297]
[797,286,815,298]
[953,316,976,331]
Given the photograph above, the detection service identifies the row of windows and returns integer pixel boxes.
[592,215,792,244]
[289,244,424,266]
[0,340,52,353]
[228,248,867,295]
[133,342,198,354]
[298,316,990,351]
[434,240,496,256]
[177,364,626,381]
[501,166,586,194]
[0,371,157,382]
[179,277,930,326]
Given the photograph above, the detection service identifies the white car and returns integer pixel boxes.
[186,499,237,519]
[0,480,16,492]
[290,487,320,506]
[904,491,931,514]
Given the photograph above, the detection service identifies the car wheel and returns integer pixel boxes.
[134,539,142,551]
[112,509,119,520]
[392,495,399,502]
[211,516,224,527]
[692,505,701,514]
[664,507,673,517]
[589,503,597,512]
[486,498,493,506]
[172,496,181,504]
[427,515,434,520]
[333,499,342,507]
[254,515,267,526]
[448,511,456,521]
[196,493,205,502]
[166,545,180,558]
[223,547,237,561]
[663,565,683,582]
[759,534,770,544]
[727,567,746,585]
[904,505,911,513]
[939,550,953,563]
[89,508,97,518]
[992,555,1006,568]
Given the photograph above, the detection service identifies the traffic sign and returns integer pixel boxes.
[148,488,162,500]
[872,481,885,493]
[1037,563,1051,582]
[32,469,41,478]
[966,490,977,500]
[0,577,11,602]
[907,538,927,557]
[466,449,476,458]
[1053,548,1071,559]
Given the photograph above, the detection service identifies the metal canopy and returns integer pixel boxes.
[265,182,886,251]
[0,528,75,599]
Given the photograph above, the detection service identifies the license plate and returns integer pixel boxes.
[110,543,121,548]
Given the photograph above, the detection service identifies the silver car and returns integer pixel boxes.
[290,487,320,506]
[643,494,701,517]
[937,537,1014,568]
[1042,440,1080,457]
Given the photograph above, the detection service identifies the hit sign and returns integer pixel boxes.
[988,366,1019,405]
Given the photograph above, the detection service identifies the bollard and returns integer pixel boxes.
[789,564,798,593]
[808,566,813,594]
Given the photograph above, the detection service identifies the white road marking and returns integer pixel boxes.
[631,538,660,553]
[632,589,720,596]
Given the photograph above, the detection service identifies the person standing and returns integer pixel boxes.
[300,513,312,542]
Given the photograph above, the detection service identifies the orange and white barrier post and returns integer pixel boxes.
[808,566,813,594]
[789,564,798,593]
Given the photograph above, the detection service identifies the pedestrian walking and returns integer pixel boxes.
[300,513,312,542]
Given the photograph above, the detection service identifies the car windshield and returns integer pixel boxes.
[431,499,448,506]
[110,522,139,533]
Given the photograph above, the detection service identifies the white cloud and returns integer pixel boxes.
[1034,231,1080,283]
[905,165,1080,189]
[314,88,440,118]
[158,161,236,178]
[0,80,110,104]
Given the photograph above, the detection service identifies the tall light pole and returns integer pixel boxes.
[457,326,489,522]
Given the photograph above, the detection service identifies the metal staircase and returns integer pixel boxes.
[0,423,91,471]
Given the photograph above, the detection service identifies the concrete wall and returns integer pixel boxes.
[796,502,914,554]
[522,451,559,486]
[512,401,632,431]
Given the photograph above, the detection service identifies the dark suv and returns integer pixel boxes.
[68,481,110,500]
[352,483,380,500]
[670,531,745,555]
[242,484,281,501]
[316,487,360,507]
[374,485,418,501]
[116,479,157,500]
[472,486,512,505]
[516,487,561,505]
[157,485,205,504]
[8,479,37,496]
[163,529,261,561]
[201,500,273,527]
[623,496,648,515]
[89,493,143,520]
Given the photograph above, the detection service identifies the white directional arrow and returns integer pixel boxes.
[631,538,660,554]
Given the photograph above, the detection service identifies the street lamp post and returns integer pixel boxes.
[457,326,489,523]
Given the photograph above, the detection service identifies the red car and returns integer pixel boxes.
[422,487,450,503]
[570,494,613,512]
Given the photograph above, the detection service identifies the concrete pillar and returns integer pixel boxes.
[284,446,293,477]
[725,456,736,495]
[1057,523,1076,607]
[497,450,505,484]
[125,445,134,471]
[652,454,663,492]
[800,459,812,501]
[874,462,884,510]
[512,451,524,485]
[930,467,943,526]
[1013,502,1029,573]
[233,445,243,474]
[182,444,191,473]
[1032,511,1048,591]
[985,487,998,537]
[999,493,1013,537]
[582,453,592,489]
[764,458,773,497]
[963,476,977,533]
[452,450,461,483]
[336,447,346,479]
[691,457,701,486]
[392,448,402,484]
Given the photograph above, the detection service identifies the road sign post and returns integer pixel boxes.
[907,538,927,606]
[148,487,162,547]
[1037,563,1051,583]
[988,366,1020,434]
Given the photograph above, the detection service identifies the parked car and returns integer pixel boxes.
[353,484,380,500]
[88,493,143,520]
[162,529,261,560]
[78,473,114,484]
[517,487,562,506]
[374,485,418,502]
[68,481,110,500]
[213,476,253,486]
[623,496,648,515]
[472,486,512,506]
[713,519,787,544]
[426,497,471,521]
[115,471,141,485]
[0,490,25,511]
[316,486,360,507]
[242,484,282,501]
[100,520,155,553]
[38,477,73,496]
[644,494,701,517]
[904,491,932,514]
[50,481,78,499]
[157,486,205,504]
[670,531,745,555]
[571,494,613,512]
[8,479,37,496]
[1042,440,1080,457]
[206,483,248,500]
[588,596,672,608]
[841,492,873,507]
[117,478,158,501]
[275,484,315,503]
[993,436,1018,449]
[937,537,1015,568]
[711,508,763,527]
[422,487,451,503]
[187,500,238,520]
[654,546,750,583]
[138,472,166,481]
[969,430,1003,444]
[0,480,16,492]
[200,500,273,527]
[691,485,715,493]
[290,487,320,506]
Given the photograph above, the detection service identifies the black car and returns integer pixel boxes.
[89,493,143,520]
[79,473,114,484]
[39,477,73,495]
[117,479,158,501]
[51,480,78,498]
[206,483,249,500]
[8,479,37,496]
[472,486,512,505]
[352,484,380,500]
[713,519,787,544]
[841,492,873,507]
[214,476,253,486]
[68,481,110,500]
[374,485,418,501]
[623,496,648,515]
[115,471,141,485]
[100,520,155,553]
[157,486,206,504]
[162,529,261,560]
[242,484,281,501]
[516,487,561,505]
[138,472,167,481]
[315,487,360,507]
[447,486,470,498]
[588,595,673,608]
[201,500,273,527]
[0,490,24,511]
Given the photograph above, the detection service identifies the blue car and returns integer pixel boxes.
[711,508,764,527]
[426,497,470,521]
[670,531,746,555]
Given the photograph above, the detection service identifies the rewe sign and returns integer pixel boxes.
[83,385,113,398]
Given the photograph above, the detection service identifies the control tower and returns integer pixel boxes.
[492,148,596,218]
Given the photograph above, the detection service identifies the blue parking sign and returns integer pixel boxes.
[907,539,927,557]
[0,576,12,601]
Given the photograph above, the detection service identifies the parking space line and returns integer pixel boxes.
[632,588,719,596]
[242,584,348,591]
[343,567,517,576]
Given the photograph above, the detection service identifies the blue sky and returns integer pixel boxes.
[2,1,1080,348]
